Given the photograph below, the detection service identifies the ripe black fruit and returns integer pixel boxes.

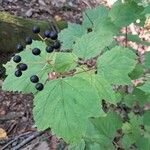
[15,70,22,77]
[25,36,32,45]
[19,63,28,71]
[16,44,23,52]
[30,75,39,83]
[35,83,44,91]
[32,48,41,55]
[49,31,58,40]
[46,46,54,53]
[44,30,51,38]
[13,55,21,63]
[53,41,61,49]
[32,26,40,34]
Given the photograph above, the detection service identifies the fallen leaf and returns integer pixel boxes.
[0,128,7,139]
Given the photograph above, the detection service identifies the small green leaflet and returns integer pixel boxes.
[123,88,150,107]
[144,51,150,69]
[33,76,101,144]
[54,52,78,73]
[73,32,113,59]
[129,64,144,80]
[138,79,150,94]
[2,41,55,93]
[84,112,122,150]
[109,1,144,27]
[122,113,143,143]
[97,46,137,85]
[58,23,86,50]
[82,6,108,29]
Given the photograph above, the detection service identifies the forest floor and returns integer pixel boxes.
[0,0,150,150]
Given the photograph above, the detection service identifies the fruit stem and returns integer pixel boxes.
[38,34,45,41]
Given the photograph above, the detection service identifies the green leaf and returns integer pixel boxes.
[93,17,119,36]
[82,6,108,28]
[2,41,55,93]
[54,52,78,73]
[58,23,86,50]
[126,34,150,46]
[84,112,122,150]
[143,110,150,126]
[138,79,150,93]
[136,137,150,150]
[122,113,143,143]
[109,1,144,27]
[73,32,113,59]
[129,64,144,79]
[124,88,150,107]
[144,51,150,69]
[68,140,85,150]
[33,76,101,144]
[121,134,133,150]
[77,74,117,104]
[91,112,122,140]
[97,46,137,85]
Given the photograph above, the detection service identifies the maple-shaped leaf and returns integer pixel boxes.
[73,32,113,59]
[2,41,56,93]
[109,1,144,27]
[33,76,101,144]
[97,46,137,85]
[58,23,86,50]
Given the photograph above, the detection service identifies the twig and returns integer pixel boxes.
[82,0,92,8]
[125,26,128,47]
[12,128,50,150]
[1,132,32,150]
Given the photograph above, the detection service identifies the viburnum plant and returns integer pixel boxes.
[2,0,150,149]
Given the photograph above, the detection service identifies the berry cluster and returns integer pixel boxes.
[32,26,61,53]
[13,25,62,91]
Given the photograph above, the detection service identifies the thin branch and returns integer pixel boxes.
[125,26,128,47]
[12,128,50,150]
[1,132,32,150]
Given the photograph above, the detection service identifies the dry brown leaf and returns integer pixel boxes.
[0,128,7,139]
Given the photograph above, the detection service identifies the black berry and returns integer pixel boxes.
[13,55,21,63]
[53,41,61,49]
[35,83,44,91]
[49,31,58,40]
[46,46,54,53]
[16,44,23,52]
[30,75,39,83]
[19,63,28,71]
[32,48,41,55]
[15,70,22,77]
[25,36,32,45]
[32,26,40,34]
[44,30,51,38]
